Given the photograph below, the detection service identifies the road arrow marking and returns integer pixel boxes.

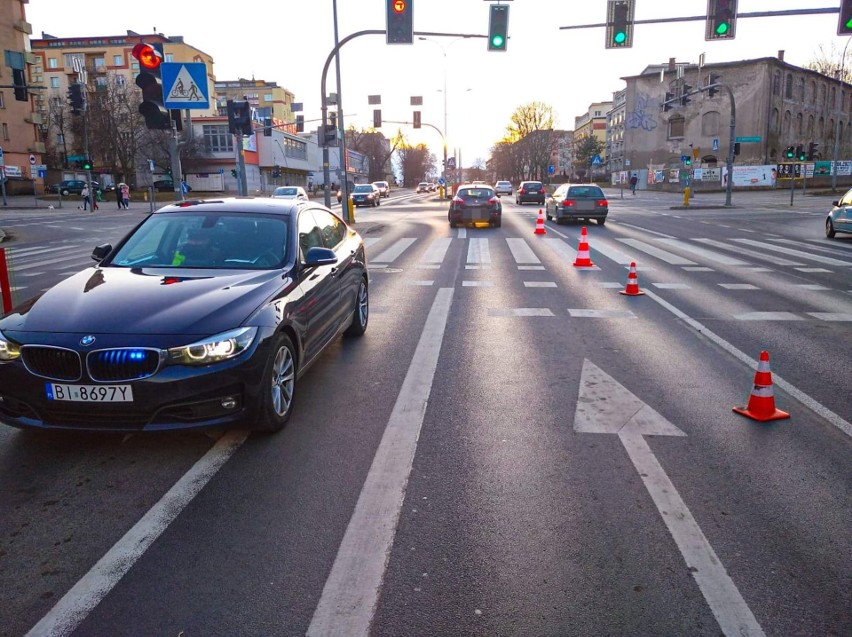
[574,359,765,637]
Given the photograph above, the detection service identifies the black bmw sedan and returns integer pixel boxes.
[0,197,369,433]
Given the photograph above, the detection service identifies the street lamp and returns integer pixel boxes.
[418,36,470,196]
[832,37,852,191]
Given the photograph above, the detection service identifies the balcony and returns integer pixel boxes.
[15,19,32,35]
[25,112,44,125]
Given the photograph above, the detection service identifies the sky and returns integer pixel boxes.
[25,0,850,164]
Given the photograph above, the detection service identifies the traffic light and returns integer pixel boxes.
[796,145,806,162]
[707,73,720,97]
[264,118,273,137]
[413,110,421,128]
[272,166,281,178]
[132,42,171,130]
[839,0,852,35]
[296,114,304,133]
[319,123,338,146]
[373,109,382,128]
[785,146,795,159]
[227,100,252,136]
[82,158,92,171]
[663,91,675,112]
[606,0,634,49]
[685,157,691,166]
[705,0,737,41]
[807,142,818,160]
[67,83,85,115]
[734,142,741,156]
[386,0,413,45]
[12,68,27,101]
[681,83,692,106]
[488,4,509,52]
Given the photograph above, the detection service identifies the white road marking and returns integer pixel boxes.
[793,284,830,290]
[643,289,852,438]
[616,238,698,265]
[467,238,490,264]
[683,266,715,272]
[308,289,454,636]
[26,430,249,637]
[524,281,557,288]
[585,239,634,265]
[465,264,490,270]
[719,283,759,290]
[808,312,852,321]
[693,239,804,266]
[651,283,690,289]
[407,280,434,286]
[794,267,831,273]
[488,308,555,317]
[734,312,803,320]
[574,360,765,637]
[568,309,636,318]
[506,238,541,264]
[419,238,452,264]
[372,238,416,263]
[657,239,750,265]
[462,280,494,287]
[733,238,852,266]
[518,265,546,271]
[363,237,383,249]
[598,282,624,288]
[616,223,675,238]
[542,238,578,264]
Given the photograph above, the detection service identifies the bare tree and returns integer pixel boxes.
[505,101,555,142]
[344,127,403,181]
[805,43,852,83]
[397,142,434,187]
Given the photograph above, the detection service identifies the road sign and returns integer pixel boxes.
[547,164,555,175]
[446,157,456,168]
[161,62,210,109]
[735,136,762,143]
[0,146,4,167]
[591,155,602,166]
[438,177,446,186]
[29,154,36,166]
[712,138,719,151]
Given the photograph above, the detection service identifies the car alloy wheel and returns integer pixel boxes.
[826,218,836,238]
[255,333,296,432]
[345,278,369,337]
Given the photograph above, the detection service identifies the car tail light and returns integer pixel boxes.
[488,196,500,206]
[562,199,575,207]
[520,188,526,194]
[597,200,608,207]
[452,196,465,207]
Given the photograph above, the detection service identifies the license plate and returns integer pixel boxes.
[46,383,134,402]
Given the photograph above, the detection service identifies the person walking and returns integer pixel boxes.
[115,184,123,209]
[91,184,99,211]
[629,174,638,195]
[121,183,130,210]
[80,184,90,210]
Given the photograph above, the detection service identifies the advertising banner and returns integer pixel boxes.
[722,165,775,187]
[813,161,832,176]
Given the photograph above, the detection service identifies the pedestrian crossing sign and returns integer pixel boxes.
[162,62,209,109]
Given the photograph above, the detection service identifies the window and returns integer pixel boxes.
[785,74,793,99]
[771,108,779,133]
[796,112,803,136]
[93,57,106,69]
[667,115,685,138]
[48,58,57,69]
[831,86,837,109]
[113,54,123,66]
[797,78,805,102]
[313,209,346,248]
[64,54,83,68]
[807,114,815,137]
[772,71,781,96]
[264,93,273,101]
[50,76,59,88]
[165,53,174,63]
[115,75,125,86]
[819,84,826,106]
[701,111,720,136]
[2,124,8,141]
[783,110,791,135]
[203,125,233,153]
[810,80,817,102]
[818,116,825,138]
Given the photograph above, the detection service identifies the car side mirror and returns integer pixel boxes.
[304,246,337,267]
[832,200,839,206]
[91,243,112,262]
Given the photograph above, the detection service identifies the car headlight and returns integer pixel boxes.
[167,327,258,365]
[0,331,21,361]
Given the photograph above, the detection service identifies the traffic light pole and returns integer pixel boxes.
[722,84,736,207]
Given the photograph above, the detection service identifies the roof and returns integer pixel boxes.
[154,197,309,216]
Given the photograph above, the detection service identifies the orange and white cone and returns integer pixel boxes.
[619,261,645,296]
[534,209,547,235]
[573,226,594,267]
[733,351,790,422]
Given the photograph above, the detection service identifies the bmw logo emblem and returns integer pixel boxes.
[80,335,96,347]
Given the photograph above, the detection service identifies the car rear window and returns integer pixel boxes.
[524,182,543,190]
[457,188,494,199]
[274,187,298,196]
[567,186,605,198]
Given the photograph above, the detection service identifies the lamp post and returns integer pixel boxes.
[832,37,852,192]
[418,36,469,197]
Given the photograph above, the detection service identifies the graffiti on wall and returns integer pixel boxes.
[626,94,658,132]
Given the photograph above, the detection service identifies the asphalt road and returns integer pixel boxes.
[0,189,849,636]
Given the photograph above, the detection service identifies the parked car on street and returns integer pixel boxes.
[271,186,308,201]
[545,183,609,225]
[372,181,390,197]
[351,183,380,207]
[0,197,369,433]
[494,180,513,196]
[153,178,176,192]
[448,184,502,228]
[47,180,87,196]
[515,180,546,205]
[827,187,852,238]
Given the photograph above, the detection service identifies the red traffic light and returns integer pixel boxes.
[131,43,162,70]
[393,0,406,13]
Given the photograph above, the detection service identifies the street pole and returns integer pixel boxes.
[332,0,352,222]
[723,84,736,207]
[832,37,851,192]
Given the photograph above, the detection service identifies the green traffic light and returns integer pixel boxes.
[491,34,504,48]
[847,17,852,29]
[613,31,626,45]
[715,21,729,36]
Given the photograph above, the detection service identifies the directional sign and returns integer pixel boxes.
[547,164,555,175]
[735,136,762,143]
[591,155,602,166]
[161,62,209,109]
[574,360,764,636]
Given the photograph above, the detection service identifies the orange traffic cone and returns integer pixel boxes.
[573,226,594,267]
[619,261,645,296]
[733,351,790,422]
[534,209,547,235]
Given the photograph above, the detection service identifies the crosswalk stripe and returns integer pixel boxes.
[363,237,383,249]
[467,238,490,264]
[587,239,634,265]
[372,238,416,263]
[505,238,541,264]
[657,238,750,265]
[420,238,452,264]
[733,238,852,266]
[694,238,804,266]
[542,238,578,263]
[616,238,698,265]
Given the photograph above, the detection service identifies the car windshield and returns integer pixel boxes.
[567,186,605,198]
[273,187,298,196]
[108,212,290,269]
[353,185,374,193]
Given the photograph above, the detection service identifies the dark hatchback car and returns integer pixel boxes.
[351,183,380,207]
[0,197,369,433]
[515,181,546,205]
[826,187,852,238]
[448,184,502,228]
[545,183,609,225]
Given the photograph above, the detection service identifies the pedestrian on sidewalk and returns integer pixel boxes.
[121,183,130,210]
[81,184,90,210]
[91,184,99,211]
[629,174,638,195]
[115,184,123,209]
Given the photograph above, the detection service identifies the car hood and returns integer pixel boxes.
[1,266,290,336]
